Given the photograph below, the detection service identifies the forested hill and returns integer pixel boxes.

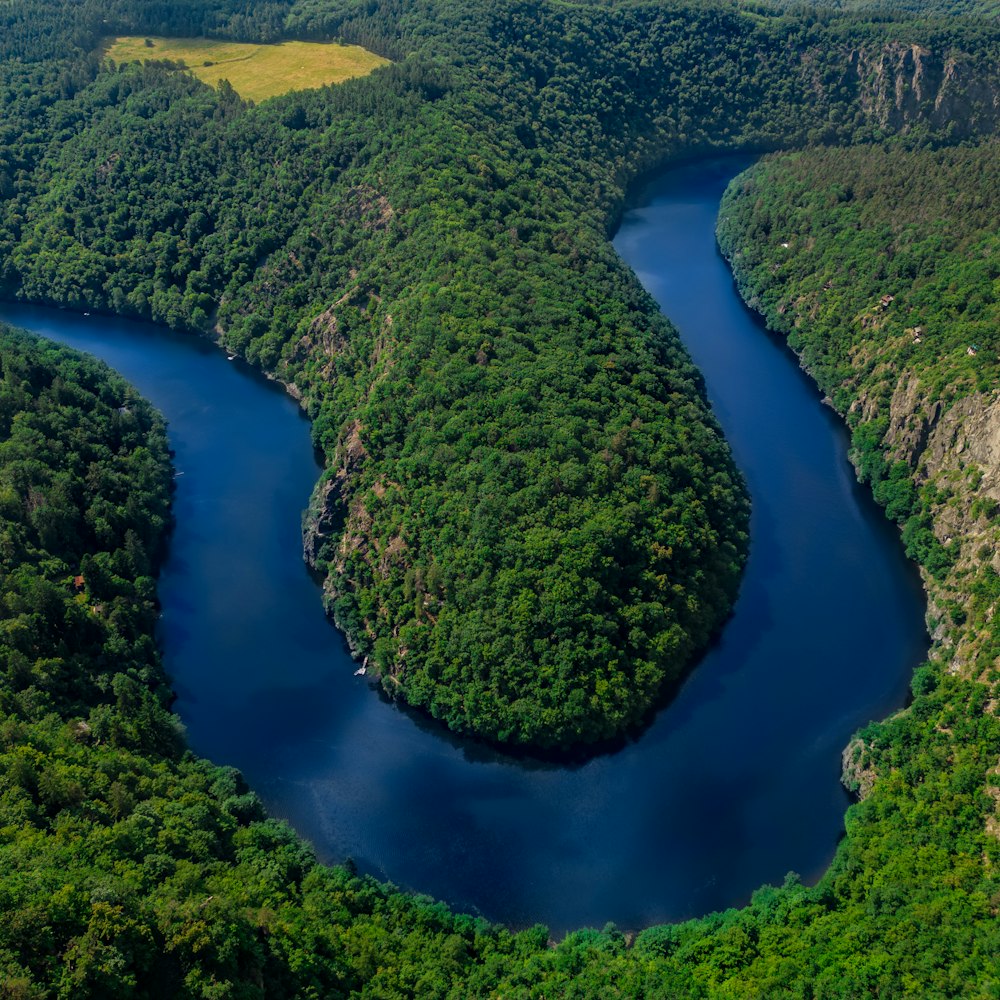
[0,327,547,996]
[759,0,1000,25]
[0,312,997,998]
[2,0,1000,994]
[2,0,1000,749]
[718,143,1000,681]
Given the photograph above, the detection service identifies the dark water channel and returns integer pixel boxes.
[0,156,927,934]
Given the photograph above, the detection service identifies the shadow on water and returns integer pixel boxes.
[0,156,928,935]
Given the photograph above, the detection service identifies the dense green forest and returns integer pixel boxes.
[761,0,1000,26]
[3,0,1000,747]
[0,328,559,997]
[718,142,1000,693]
[3,0,1000,993]
[3,315,998,995]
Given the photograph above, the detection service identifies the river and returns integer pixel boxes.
[0,156,927,935]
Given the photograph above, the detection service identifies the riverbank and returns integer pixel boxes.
[0,146,996,990]
[717,148,1000,732]
[0,156,929,934]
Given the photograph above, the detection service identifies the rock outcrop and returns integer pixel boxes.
[847,42,1000,137]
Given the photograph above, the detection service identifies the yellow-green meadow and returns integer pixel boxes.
[105,36,389,102]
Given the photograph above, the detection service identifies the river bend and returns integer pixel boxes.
[0,156,927,934]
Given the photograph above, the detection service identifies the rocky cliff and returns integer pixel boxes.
[846,42,1000,137]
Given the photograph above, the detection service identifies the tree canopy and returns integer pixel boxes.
[3,0,1000,745]
[2,0,1000,993]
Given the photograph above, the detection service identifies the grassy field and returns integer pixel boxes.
[105,37,389,102]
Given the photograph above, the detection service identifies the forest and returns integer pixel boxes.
[0,0,1000,993]
[3,0,1000,748]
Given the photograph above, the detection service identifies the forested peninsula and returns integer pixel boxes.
[3,0,1000,748]
[2,0,1000,993]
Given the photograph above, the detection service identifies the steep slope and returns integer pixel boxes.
[1,0,1000,994]
[2,0,1000,747]
[718,143,1000,693]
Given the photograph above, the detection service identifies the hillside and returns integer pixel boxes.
[1,0,1000,994]
[759,0,1000,24]
[717,144,1000,683]
[3,0,1000,747]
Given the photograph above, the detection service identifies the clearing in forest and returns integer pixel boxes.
[104,37,390,102]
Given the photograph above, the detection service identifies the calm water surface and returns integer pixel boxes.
[0,156,927,934]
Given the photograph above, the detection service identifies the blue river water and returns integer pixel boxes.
[0,156,927,934]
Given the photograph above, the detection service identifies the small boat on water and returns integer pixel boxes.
[354,655,369,676]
